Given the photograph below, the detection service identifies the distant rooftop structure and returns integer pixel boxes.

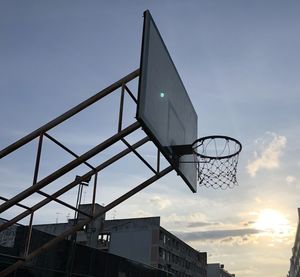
[207,263,235,277]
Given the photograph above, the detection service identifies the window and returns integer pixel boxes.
[98,233,111,243]
[159,247,163,258]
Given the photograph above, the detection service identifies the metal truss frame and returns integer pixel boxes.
[0,69,173,276]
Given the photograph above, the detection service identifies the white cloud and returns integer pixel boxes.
[247,132,287,177]
[149,196,171,210]
[286,176,296,183]
[133,209,153,218]
[162,212,207,224]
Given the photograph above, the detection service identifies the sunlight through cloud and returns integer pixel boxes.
[253,209,291,236]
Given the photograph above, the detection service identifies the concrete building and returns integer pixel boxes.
[207,263,235,277]
[103,217,207,277]
[0,218,172,277]
[34,204,207,277]
[288,208,300,277]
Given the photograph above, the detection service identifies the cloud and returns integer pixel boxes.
[188,221,220,228]
[150,196,171,210]
[162,212,208,227]
[174,228,262,241]
[247,132,287,177]
[243,221,256,227]
[133,210,153,218]
[286,175,296,183]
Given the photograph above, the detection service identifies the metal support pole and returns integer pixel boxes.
[118,84,125,132]
[32,134,43,185]
[74,184,83,220]
[157,149,160,173]
[124,85,137,103]
[23,134,44,256]
[23,213,33,256]
[91,173,98,216]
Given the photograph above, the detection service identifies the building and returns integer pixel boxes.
[34,204,207,277]
[0,218,171,277]
[207,263,235,277]
[103,217,207,277]
[288,208,300,277]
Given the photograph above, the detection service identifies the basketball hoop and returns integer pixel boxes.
[192,135,242,189]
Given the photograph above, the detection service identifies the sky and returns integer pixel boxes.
[1,1,300,276]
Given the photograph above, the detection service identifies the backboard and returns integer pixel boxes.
[137,10,198,192]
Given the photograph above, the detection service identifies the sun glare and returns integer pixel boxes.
[254,209,290,236]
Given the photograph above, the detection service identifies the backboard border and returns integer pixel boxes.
[136,10,197,193]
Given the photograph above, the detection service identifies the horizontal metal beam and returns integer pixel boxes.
[0,69,140,159]
[0,121,140,214]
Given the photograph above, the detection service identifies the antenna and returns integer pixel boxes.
[56,212,62,223]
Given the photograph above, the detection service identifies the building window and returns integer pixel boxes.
[159,247,163,258]
[98,233,111,249]
[98,233,111,242]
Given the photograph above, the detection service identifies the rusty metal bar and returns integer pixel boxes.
[103,166,172,211]
[23,134,44,256]
[157,149,160,173]
[121,138,156,174]
[0,121,140,214]
[33,134,43,185]
[0,196,31,211]
[44,133,96,170]
[124,85,137,103]
[0,69,140,159]
[0,165,173,277]
[74,184,83,219]
[118,84,125,132]
[24,212,33,256]
[91,173,98,216]
[0,137,149,231]
[37,190,92,219]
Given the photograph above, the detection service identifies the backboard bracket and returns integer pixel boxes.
[171,144,193,156]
